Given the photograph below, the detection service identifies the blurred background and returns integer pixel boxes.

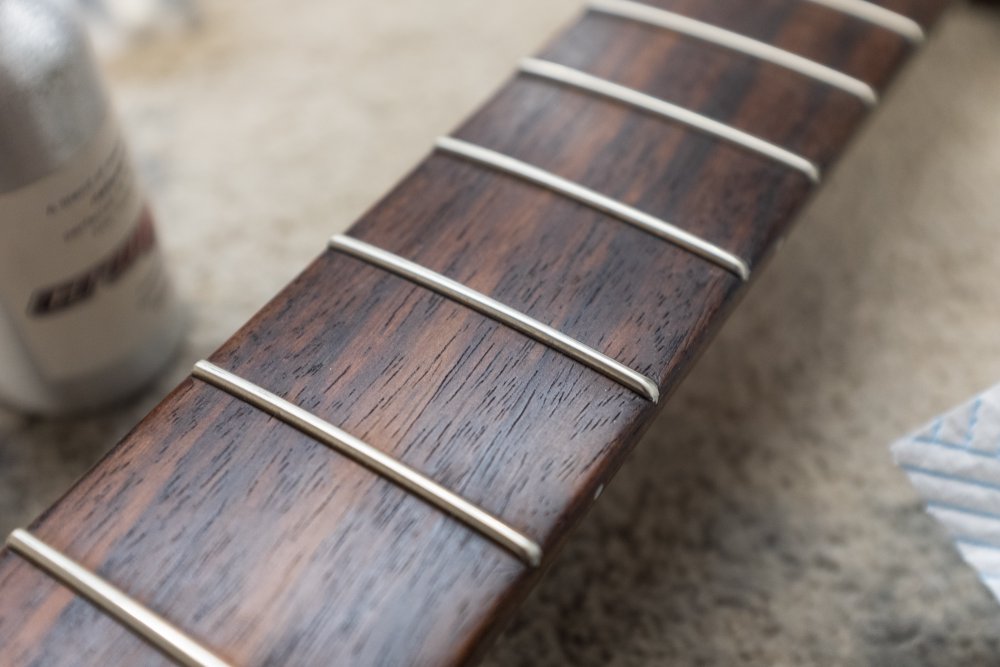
[2,0,1000,664]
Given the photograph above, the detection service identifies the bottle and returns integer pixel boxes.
[0,0,183,414]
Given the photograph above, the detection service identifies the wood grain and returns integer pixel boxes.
[0,0,953,664]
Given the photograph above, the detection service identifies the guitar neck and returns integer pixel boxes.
[0,0,952,665]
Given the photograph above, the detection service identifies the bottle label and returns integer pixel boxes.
[0,114,175,384]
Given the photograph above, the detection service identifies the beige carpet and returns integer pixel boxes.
[2,1,1000,664]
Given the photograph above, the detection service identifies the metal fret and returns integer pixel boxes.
[804,0,925,43]
[434,136,750,280]
[191,360,544,567]
[5,529,230,667]
[519,58,821,184]
[589,0,878,106]
[328,235,660,402]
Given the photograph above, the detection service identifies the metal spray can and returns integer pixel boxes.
[0,0,182,414]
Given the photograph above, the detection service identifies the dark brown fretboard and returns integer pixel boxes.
[0,0,953,665]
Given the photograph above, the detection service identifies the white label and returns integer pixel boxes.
[0,115,175,384]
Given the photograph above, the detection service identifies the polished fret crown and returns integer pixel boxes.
[518,58,822,184]
[804,0,925,43]
[5,529,231,667]
[434,136,751,280]
[328,234,660,402]
[192,360,544,567]
[589,0,879,106]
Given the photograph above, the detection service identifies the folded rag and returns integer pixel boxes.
[892,388,1000,602]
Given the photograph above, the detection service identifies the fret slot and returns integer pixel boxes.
[519,58,822,184]
[328,234,661,402]
[434,136,750,281]
[588,0,878,105]
[190,360,544,567]
[5,529,230,667]
[803,0,925,43]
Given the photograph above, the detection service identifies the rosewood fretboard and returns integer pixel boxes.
[0,0,952,665]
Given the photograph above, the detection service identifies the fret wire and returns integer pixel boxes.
[519,58,821,184]
[328,235,661,403]
[588,0,878,106]
[434,136,750,281]
[191,360,544,567]
[803,0,925,43]
[5,529,230,667]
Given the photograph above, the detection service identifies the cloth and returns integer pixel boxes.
[893,389,1000,603]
